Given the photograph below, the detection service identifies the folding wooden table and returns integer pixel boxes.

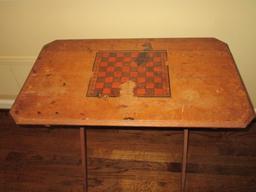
[10,38,255,192]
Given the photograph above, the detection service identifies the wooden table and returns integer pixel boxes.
[10,38,255,192]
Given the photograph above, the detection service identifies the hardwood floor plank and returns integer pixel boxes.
[1,110,256,192]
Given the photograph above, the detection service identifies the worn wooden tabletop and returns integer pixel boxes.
[10,38,255,128]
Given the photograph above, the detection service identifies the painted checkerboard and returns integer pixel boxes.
[87,50,171,97]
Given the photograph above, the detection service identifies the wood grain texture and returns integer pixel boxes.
[186,126,256,192]
[0,111,83,192]
[1,110,256,191]
[10,38,255,128]
[1,110,182,192]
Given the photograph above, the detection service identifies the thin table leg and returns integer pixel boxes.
[80,128,88,192]
[181,129,189,192]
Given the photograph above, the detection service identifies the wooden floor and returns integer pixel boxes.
[1,110,256,192]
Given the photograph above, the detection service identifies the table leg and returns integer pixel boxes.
[80,128,88,192]
[181,129,189,192]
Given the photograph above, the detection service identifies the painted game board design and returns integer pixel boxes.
[87,50,171,97]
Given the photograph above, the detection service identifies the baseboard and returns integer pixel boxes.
[0,99,15,109]
[0,56,35,65]
[0,56,35,104]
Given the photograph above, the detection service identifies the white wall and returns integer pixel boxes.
[0,0,256,108]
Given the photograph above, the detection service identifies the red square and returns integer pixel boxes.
[146,62,154,67]
[131,71,138,78]
[105,77,113,83]
[154,57,161,62]
[138,67,146,73]
[131,52,139,57]
[114,71,122,77]
[102,53,109,57]
[102,88,111,94]
[117,52,124,57]
[121,77,129,83]
[124,57,131,62]
[153,66,162,72]
[146,72,154,77]
[136,88,146,95]
[154,77,162,83]
[108,57,116,62]
[115,62,122,67]
[100,61,108,67]
[137,77,146,83]
[155,88,164,95]
[98,72,106,77]
[122,66,130,72]
[95,82,104,89]
[107,66,114,72]
[112,82,120,88]
[146,83,154,89]
[131,62,137,67]
[95,57,101,63]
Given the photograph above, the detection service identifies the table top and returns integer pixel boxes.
[10,38,255,128]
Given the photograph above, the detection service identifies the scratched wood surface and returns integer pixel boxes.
[1,110,256,192]
[10,38,255,128]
